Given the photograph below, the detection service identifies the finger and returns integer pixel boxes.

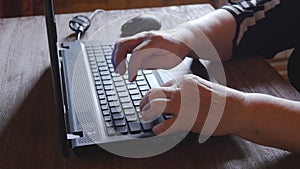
[128,39,160,81]
[152,118,178,135]
[139,87,176,110]
[112,35,148,74]
[141,98,179,121]
[162,78,177,87]
[193,77,213,96]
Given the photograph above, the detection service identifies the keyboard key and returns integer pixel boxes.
[122,102,133,109]
[107,95,118,101]
[93,72,100,77]
[126,114,138,122]
[141,122,153,132]
[104,115,112,121]
[120,96,131,103]
[98,94,105,100]
[128,122,142,134]
[133,100,140,106]
[136,75,145,81]
[108,63,114,68]
[104,84,114,90]
[118,91,128,97]
[112,113,124,120]
[106,127,115,136]
[116,86,126,92]
[127,84,137,90]
[100,70,109,76]
[97,89,104,95]
[114,119,126,126]
[90,61,96,66]
[129,89,139,95]
[100,99,107,105]
[105,121,113,127]
[94,76,101,81]
[91,68,98,73]
[135,106,140,113]
[123,74,129,80]
[95,80,101,86]
[115,81,125,87]
[110,106,122,113]
[113,76,123,82]
[97,62,106,67]
[102,110,110,116]
[109,101,120,107]
[102,75,111,80]
[137,80,147,86]
[124,108,135,115]
[139,85,149,91]
[131,94,142,101]
[115,126,128,135]
[99,66,108,71]
[111,72,118,77]
[106,90,116,96]
[101,104,108,110]
[103,80,113,85]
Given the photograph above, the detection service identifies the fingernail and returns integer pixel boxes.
[129,74,137,82]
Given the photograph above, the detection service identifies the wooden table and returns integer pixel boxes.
[0,4,299,169]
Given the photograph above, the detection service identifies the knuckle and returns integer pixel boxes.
[115,38,127,46]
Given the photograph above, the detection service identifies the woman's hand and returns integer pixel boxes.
[139,74,246,136]
[112,30,197,82]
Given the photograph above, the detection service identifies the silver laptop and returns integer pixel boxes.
[43,0,209,156]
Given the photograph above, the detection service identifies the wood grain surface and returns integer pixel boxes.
[0,4,299,169]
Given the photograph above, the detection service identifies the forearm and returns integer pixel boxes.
[233,93,300,153]
[186,9,236,61]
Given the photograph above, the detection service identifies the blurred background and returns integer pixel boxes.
[0,0,224,18]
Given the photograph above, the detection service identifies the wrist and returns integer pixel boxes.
[218,89,247,136]
[166,22,219,61]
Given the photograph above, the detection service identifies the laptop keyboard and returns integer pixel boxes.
[86,43,169,136]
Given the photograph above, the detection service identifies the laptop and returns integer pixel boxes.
[43,0,210,157]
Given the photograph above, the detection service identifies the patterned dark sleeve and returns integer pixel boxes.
[221,0,300,59]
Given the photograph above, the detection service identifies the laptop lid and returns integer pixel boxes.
[43,0,69,157]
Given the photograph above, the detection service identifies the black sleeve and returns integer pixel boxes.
[222,0,300,59]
